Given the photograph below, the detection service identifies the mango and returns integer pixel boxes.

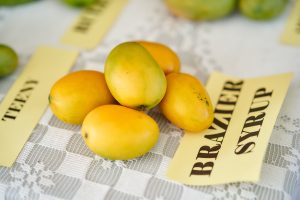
[49,70,115,124]
[160,73,214,132]
[165,0,236,21]
[239,0,288,20]
[105,42,167,110]
[63,0,95,7]
[0,44,18,77]
[0,0,36,6]
[137,41,180,75]
[82,105,159,160]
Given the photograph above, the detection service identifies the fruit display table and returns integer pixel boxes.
[0,0,300,199]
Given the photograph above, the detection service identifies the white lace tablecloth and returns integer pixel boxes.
[0,0,300,199]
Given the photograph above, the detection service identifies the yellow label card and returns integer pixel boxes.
[281,0,300,45]
[0,46,78,167]
[167,72,292,185]
[61,0,128,49]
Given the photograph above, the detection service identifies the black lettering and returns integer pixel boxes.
[238,129,260,144]
[244,113,265,128]
[217,93,239,105]
[84,0,108,14]
[19,87,34,93]
[196,145,221,159]
[85,3,105,14]
[235,142,256,154]
[204,132,225,144]
[223,80,244,91]
[8,107,21,112]
[1,79,38,122]
[253,88,273,99]
[190,162,214,176]
[8,102,23,113]
[214,108,233,114]
[14,97,26,103]
[191,79,244,176]
[74,17,93,33]
[209,117,230,131]
[25,80,38,84]
[235,87,272,155]
[1,113,16,121]
[249,100,270,113]
[74,0,109,33]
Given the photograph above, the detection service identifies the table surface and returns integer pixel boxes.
[0,0,300,200]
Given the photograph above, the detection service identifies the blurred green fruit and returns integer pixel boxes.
[239,0,288,20]
[0,0,37,6]
[0,44,18,78]
[62,0,95,7]
[164,0,237,21]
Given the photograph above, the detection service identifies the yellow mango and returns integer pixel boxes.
[49,70,115,124]
[160,73,214,132]
[105,42,167,110]
[137,41,180,75]
[82,105,159,160]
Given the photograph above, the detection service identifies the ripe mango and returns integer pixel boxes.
[160,73,214,132]
[137,41,180,75]
[0,44,18,77]
[165,0,236,21]
[239,0,288,20]
[82,105,159,160]
[105,42,167,110]
[49,70,115,124]
[63,0,95,7]
[0,0,36,6]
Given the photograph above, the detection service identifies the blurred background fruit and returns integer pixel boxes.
[0,0,37,6]
[164,0,237,20]
[239,0,288,20]
[0,44,18,78]
[62,0,95,7]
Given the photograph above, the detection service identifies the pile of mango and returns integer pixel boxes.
[165,0,288,21]
[49,41,214,160]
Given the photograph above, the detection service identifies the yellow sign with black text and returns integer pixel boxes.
[167,72,292,185]
[281,0,300,45]
[61,0,128,49]
[0,46,78,167]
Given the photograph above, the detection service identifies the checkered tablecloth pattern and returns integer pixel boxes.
[0,0,300,199]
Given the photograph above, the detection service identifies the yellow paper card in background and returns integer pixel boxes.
[281,0,300,45]
[167,72,292,185]
[61,0,128,49]
[0,46,78,167]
